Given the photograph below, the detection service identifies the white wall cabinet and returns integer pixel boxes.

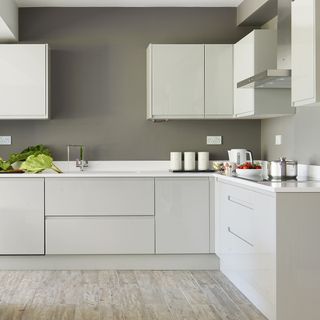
[292,0,320,107]
[147,44,234,120]
[155,178,210,254]
[0,178,44,255]
[0,44,49,119]
[234,30,293,118]
[205,45,234,118]
[147,44,205,119]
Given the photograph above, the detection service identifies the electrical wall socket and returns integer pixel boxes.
[275,135,282,145]
[207,136,222,145]
[0,136,11,145]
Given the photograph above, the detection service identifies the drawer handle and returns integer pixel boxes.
[227,196,253,210]
[228,227,254,247]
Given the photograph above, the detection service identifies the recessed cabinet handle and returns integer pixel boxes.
[227,195,253,210]
[227,227,254,247]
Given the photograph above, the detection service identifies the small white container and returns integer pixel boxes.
[184,152,196,171]
[170,152,182,171]
[198,152,209,171]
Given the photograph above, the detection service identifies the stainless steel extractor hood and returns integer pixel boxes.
[237,0,291,89]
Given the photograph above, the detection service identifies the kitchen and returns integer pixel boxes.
[0,0,319,319]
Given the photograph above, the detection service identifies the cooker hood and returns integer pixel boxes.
[237,0,291,89]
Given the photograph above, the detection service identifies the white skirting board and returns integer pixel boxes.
[0,254,219,270]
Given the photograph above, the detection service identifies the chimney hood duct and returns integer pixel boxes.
[237,0,291,89]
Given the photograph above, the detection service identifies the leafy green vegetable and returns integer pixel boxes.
[21,154,62,174]
[0,158,12,171]
[9,145,51,164]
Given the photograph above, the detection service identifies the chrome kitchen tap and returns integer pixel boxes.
[67,144,89,171]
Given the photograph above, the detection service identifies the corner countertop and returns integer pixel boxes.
[214,173,320,193]
[1,161,320,193]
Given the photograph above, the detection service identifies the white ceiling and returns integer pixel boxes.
[15,0,243,7]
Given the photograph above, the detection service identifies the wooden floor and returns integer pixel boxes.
[0,270,266,320]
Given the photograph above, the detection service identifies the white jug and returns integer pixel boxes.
[228,149,253,165]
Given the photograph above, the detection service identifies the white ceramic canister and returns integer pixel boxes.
[170,152,182,171]
[198,152,209,171]
[184,152,196,171]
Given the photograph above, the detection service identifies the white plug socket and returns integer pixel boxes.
[207,136,223,145]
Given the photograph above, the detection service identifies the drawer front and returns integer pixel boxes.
[219,182,255,249]
[46,216,155,254]
[217,180,276,319]
[45,178,154,216]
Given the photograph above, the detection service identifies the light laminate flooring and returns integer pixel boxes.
[0,270,267,320]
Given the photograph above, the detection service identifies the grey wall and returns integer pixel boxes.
[0,7,260,161]
[261,108,320,165]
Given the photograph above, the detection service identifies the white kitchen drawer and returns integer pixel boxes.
[46,216,154,254]
[45,178,154,216]
[219,182,255,248]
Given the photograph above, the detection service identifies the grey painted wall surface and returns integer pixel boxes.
[261,107,320,165]
[0,8,260,161]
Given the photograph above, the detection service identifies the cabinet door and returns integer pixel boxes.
[205,45,233,118]
[0,178,44,255]
[151,44,204,118]
[0,44,48,119]
[292,0,318,106]
[155,178,209,254]
[234,33,255,116]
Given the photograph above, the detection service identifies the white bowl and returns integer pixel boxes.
[236,168,263,178]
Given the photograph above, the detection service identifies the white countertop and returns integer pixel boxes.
[1,161,320,193]
[214,173,320,193]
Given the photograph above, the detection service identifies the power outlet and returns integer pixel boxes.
[0,136,11,145]
[275,135,282,145]
[207,136,222,145]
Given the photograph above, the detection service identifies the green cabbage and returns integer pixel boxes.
[9,145,51,164]
[0,158,12,171]
[21,154,62,174]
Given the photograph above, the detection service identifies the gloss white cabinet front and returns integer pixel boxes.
[0,44,49,119]
[0,178,44,255]
[205,45,234,118]
[292,0,320,106]
[147,44,205,119]
[216,181,276,320]
[45,178,154,216]
[155,178,210,254]
[46,216,154,254]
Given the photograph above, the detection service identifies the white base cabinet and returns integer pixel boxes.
[0,178,44,255]
[46,216,154,254]
[216,178,320,320]
[0,44,49,119]
[216,180,276,319]
[292,0,320,107]
[155,178,210,254]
